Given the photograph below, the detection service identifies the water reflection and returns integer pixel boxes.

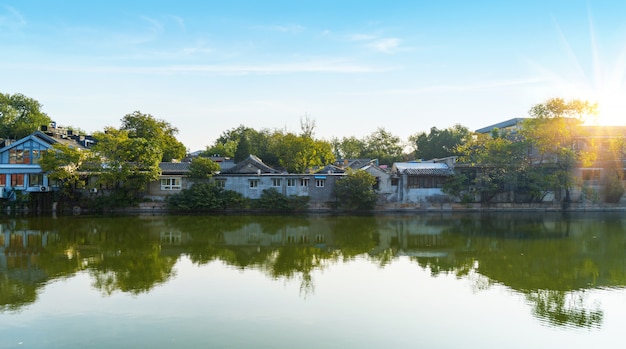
[1,212,625,329]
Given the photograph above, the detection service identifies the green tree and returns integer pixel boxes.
[410,124,470,160]
[234,132,252,163]
[188,157,221,180]
[268,132,335,173]
[39,143,94,204]
[91,127,163,206]
[362,127,404,166]
[521,98,597,203]
[456,132,536,203]
[331,136,366,159]
[334,169,378,210]
[0,92,53,139]
[120,111,186,162]
[203,140,237,158]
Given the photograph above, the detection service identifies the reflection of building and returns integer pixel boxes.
[0,223,48,283]
[216,221,334,248]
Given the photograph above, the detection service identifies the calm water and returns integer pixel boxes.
[1,212,626,348]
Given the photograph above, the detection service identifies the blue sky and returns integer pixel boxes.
[2,1,626,151]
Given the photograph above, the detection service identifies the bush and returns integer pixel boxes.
[253,188,309,211]
[334,169,377,210]
[603,172,625,203]
[167,183,248,210]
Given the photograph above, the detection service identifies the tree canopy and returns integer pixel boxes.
[0,93,52,139]
[120,111,187,162]
[410,124,470,160]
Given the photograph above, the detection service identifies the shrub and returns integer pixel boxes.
[167,183,247,210]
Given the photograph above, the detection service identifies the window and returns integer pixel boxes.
[0,175,5,187]
[300,178,309,187]
[391,178,399,186]
[249,179,259,188]
[315,179,325,187]
[160,177,182,190]
[29,174,43,187]
[287,178,296,187]
[31,149,41,164]
[407,176,446,189]
[272,178,281,187]
[215,179,226,188]
[11,174,25,187]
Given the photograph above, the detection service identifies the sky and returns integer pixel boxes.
[2,1,626,152]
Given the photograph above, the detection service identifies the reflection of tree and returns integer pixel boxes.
[526,290,603,328]
[2,212,626,330]
[0,278,38,312]
[264,247,337,296]
[89,244,176,295]
[331,215,378,258]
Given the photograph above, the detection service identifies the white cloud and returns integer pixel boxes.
[366,38,401,54]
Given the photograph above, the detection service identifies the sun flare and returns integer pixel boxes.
[593,90,626,125]
[539,13,626,127]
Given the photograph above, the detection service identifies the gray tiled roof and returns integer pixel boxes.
[159,162,190,174]
[401,168,453,176]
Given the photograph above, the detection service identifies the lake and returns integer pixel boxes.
[1,212,626,348]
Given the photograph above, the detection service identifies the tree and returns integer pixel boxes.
[0,92,52,139]
[91,127,163,205]
[362,127,404,166]
[188,157,221,180]
[234,132,252,163]
[39,143,94,205]
[334,169,378,210]
[521,98,598,203]
[331,136,366,159]
[120,111,186,162]
[410,124,470,160]
[268,131,335,173]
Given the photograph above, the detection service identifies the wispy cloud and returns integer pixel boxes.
[346,32,405,54]
[366,38,402,54]
[7,60,393,75]
[0,5,26,29]
[139,15,164,35]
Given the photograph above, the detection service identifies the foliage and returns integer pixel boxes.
[334,169,378,210]
[0,92,52,139]
[167,182,248,210]
[602,170,625,203]
[253,188,310,211]
[362,127,405,166]
[39,143,93,204]
[188,157,221,179]
[268,132,335,173]
[331,136,367,159]
[410,124,470,160]
[91,127,163,206]
[521,98,597,202]
[203,140,237,158]
[120,111,187,162]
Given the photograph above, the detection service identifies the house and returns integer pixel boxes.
[390,158,455,203]
[474,118,626,203]
[213,155,343,204]
[0,130,87,199]
[144,162,193,201]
